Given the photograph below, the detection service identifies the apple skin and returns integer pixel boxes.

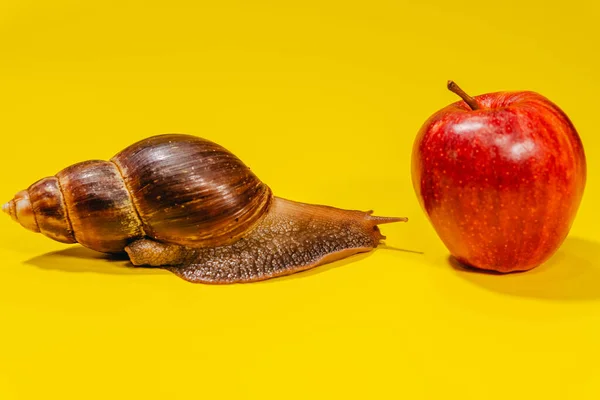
[412,91,586,272]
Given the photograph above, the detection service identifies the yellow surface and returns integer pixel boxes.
[0,0,599,399]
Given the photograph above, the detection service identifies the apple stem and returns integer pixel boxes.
[447,80,480,110]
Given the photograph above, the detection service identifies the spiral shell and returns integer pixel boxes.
[3,134,272,253]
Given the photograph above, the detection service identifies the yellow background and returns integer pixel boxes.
[0,0,598,398]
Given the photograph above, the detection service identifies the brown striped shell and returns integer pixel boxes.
[3,134,272,253]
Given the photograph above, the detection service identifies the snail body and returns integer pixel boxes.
[3,134,406,283]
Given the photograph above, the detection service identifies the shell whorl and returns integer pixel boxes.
[3,190,42,234]
[111,134,272,248]
[4,134,273,253]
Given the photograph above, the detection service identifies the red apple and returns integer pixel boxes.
[412,81,586,272]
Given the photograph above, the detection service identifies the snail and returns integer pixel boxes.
[3,134,407,283]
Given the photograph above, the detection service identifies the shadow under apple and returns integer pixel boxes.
[449,237,600,300]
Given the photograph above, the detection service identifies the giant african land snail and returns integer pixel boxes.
[3,134,406,283]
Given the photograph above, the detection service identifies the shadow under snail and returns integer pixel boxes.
[3,134,407,283]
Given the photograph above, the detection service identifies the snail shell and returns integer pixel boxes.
[4,134,406,283]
